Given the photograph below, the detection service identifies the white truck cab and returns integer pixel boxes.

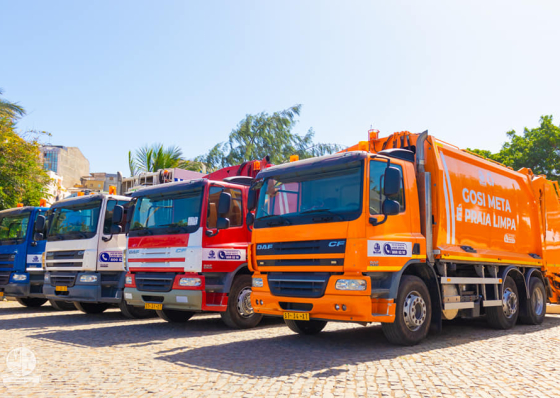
[41,193,152,317]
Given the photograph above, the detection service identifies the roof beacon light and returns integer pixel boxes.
[16,203,23,208]
[368,129,379,141]
[109,186,116,195]
[253,160,261,171]
[290,155,299,162]
[39,199,47,207]
[358,141,368,151]
[77,192,85,197]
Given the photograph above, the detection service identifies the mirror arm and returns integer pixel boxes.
[369,215,387,226]
[102,235,113,242]
[246,224,252,232]
[205,229,219,237]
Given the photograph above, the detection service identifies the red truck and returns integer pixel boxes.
[122,159,270,328]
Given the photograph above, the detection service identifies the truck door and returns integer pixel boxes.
[97,199,128,272]
[365,158,415,270]
[26,209,47,272]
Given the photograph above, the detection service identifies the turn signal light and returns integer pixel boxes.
[290,155,299,162]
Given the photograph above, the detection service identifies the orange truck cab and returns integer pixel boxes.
[248,131,560,345]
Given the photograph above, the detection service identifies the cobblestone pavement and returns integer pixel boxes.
[1,300,560,398]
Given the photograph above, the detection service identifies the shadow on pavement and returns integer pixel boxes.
[30,315,285,348]
[155,315,560,377]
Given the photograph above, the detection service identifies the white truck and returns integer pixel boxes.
[40,193,152,317]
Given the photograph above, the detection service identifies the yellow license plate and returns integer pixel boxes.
[283,312,310,321]
[55,286,68,292]
[145,303,162,310]
[0,292,4,297]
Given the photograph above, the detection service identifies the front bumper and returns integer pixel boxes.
[252,275,396,323]
[0,272,45,298]
[124,287,203,311]
[43,271,125,304]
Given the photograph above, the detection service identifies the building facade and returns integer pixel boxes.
[40,146,90,188]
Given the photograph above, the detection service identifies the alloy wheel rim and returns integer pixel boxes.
[533,286,544,316]
[237,287,254,318]
[403,291,427,331]
[502,287,518,318]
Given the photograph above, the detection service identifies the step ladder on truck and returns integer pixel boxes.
[119,158,272,327]
[248,130,560,345]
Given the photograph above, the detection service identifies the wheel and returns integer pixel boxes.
[285,319,327,335]
[118,300,157,319]
[156,309,195,323]
[519,277,546,325]
[49,299,76,311]
[16,297,47,307]
[74,302,110,314]
[487,276,519,329]
[381,275,431,346]
[220,275,263,329]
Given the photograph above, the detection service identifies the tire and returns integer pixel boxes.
[381,275,431,346]
[16,297,47,307]
[487,276,519,329]
[156,309,195,323]
[519,277,546,325]
[285,319,327,335]
[220,275,263,329]
[118,300,157,319]
[74,302,110,314]
[49,299,76,311]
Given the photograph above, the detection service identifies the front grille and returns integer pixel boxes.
[46,250,84,260]
[50,273,77,287]
[135,273,175,292]
[257,259,343,267]
[256,239,347,256]
[0,271,11,285]
[0,253,16,261]
[268,273,330,298]
[46,262,82,268]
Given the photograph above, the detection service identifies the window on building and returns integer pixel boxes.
[43,150,58,173]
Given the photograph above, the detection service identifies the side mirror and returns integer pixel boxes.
[247,189,257,211]
[218,192,231,217]
[110,224,122,234]
[216,217,230,230]
[246,212,255,227]
[112,205,124,224]
[384,166,402,197]
[34,215,46,233]
[382,199,400,216]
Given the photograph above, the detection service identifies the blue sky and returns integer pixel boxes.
[2,1,559,175]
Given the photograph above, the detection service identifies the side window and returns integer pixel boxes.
[369,161,405,215]
[207,187,244,229]
[104,200,128,234]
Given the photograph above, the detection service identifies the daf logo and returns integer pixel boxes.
[175,248,187,253]
[328,241,345,247]
[257,244,273,250]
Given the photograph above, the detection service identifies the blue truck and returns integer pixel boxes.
[0,206,73,310]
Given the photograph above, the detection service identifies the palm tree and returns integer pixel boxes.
[129,144,204,176]
[0,88,25,119]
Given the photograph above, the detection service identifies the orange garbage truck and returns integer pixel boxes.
[247,130,560,345]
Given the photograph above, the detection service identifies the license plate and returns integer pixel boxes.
[0,292,4,297]
[283,311,309,321]
[55,286,68,292]
[145,303,162,310]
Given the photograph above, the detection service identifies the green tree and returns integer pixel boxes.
[469,116,560,181]
[128,143,204,176]
[0,88,25,119]
[196,104,342,172]
[0,117,52,210]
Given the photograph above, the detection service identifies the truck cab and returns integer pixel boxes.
[41,194,150,317]
[0,206,51,307]
[124,160,268,328]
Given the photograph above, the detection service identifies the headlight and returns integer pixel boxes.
[125,276,133,285]
[79,275,98,283]
[12,274,28,281]
[335,279,367,291]
[252,278,263,288]
[44,274,50,282]
[179,277,201,287]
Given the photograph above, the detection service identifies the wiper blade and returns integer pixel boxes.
[165,225,190,234]
[257,214,292,226]
[137,228,153,236]
[299,209,344,221]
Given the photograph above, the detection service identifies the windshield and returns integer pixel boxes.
[129,188,203,237]
[48,200,102,241]
[255,161,363,227]
[0,212,31,245]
